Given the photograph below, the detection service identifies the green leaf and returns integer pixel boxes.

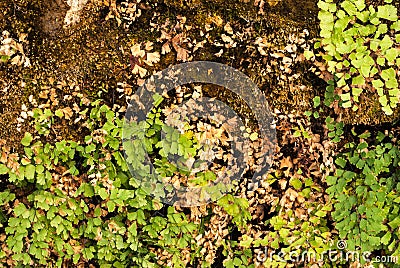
[391,21,400,31]
[352,75,364,86]
[50,215,63,227]
[382,105,393,115]
[239,235,253,248]
[14,203,27,216]
[388,217,400,229]
[370,39,380,51]
[313,96,321,108]
[381,232,392,245]
[389,89,399,97]
[0,164,9,175]
[318,10,334,25]
[360,55,375,77]
[25,164,36,181]
[370,17,381,25]
[152,93,164,107]
[379,93,388,104]
[98,188,109,200]
[335,16,351,31]
[381,68,398,89]
[1,55,10,62]
[289,178,302,190]
[380,35,393,51]
[21,132,33,147]
[340,93,351,108]
[12,241,24,254]
[377,5,398,21]
[341,1,357,15]
[106,201,115,212]
[377,57,386,66]
[385,48,398,63]
[55,109,64,118]
[372,79,384,89]
[386,79,398,89]
[375,24,388,38]
[353,0,366,11]
[335,157,347,168]
[381,67,396,81]
[337,77,347,87]
[304,50,314,60]
[356,159,365,169]
[352,87,363,97]
[318,1,336,12]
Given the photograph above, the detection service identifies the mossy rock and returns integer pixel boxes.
[0,0,397,150]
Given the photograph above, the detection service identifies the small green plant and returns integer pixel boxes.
[123,94,235,206]
[217,194,251,229]
[0,91,260,266]
[0,99,205,267]
[305,96,323,119]
[292,125,312,139]
[32,108,54,135]
[326,130,400,262]
[222,241,254,268]
[313,0,400,114]
[325,116,344,143]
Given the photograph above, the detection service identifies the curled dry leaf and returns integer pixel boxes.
[130,44,145,58]
[132,64,147,78]
[172,34,189,62]
[145,51,160,66]
[221,34,233,43]
[62,107,74,119]
[144,41,153,51]
[161,42,171,54]
[224,23,234,35]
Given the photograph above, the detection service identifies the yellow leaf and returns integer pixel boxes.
[145,52,160,66]
[132,64,147,78]
[130,44,145,57]
[144,41,153,51]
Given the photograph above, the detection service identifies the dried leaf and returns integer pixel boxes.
[144,41,154,51]
[145,52,160,66]
[62,107,74,119]
[172,34,189,62]
[131,44,145,58]
[161,42,171,54]
[132,64,147,78]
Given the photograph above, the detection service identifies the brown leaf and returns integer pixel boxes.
[132,64,147,78]
[62,107,73,119]
[161,42,171,54]
[145,51,160,66]
[172,34,189,62]
[279,156,293,170]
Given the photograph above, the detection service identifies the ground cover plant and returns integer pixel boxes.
[0,0,399,267]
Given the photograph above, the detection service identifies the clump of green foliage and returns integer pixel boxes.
[0,102,200,267]
[326,129,400,264]
[0,95,252,266]
[123,94,243,208]
[313,0,400,115]
[304,2,400,265]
